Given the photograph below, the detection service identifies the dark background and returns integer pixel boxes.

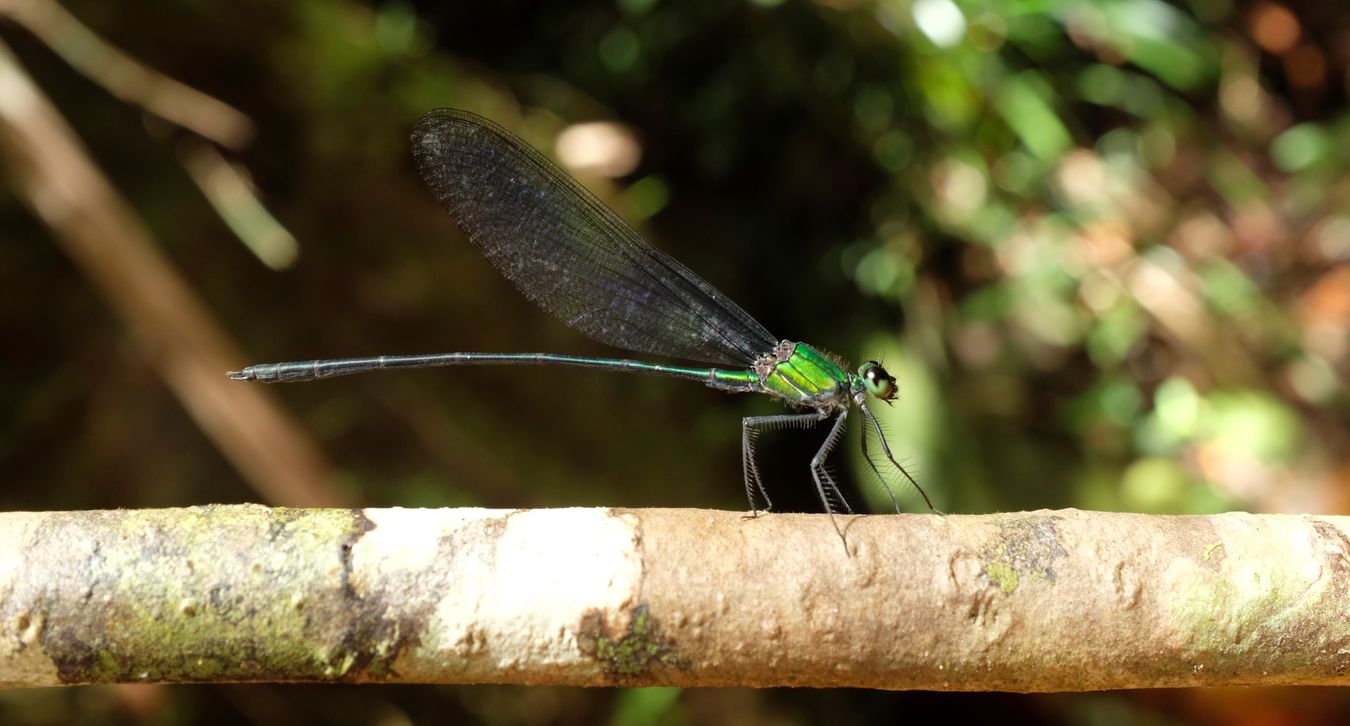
[1,0,1348,722]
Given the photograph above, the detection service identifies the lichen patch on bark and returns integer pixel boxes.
[3,506,379,684]
[977,514,1068,594]
[580,604,680,681]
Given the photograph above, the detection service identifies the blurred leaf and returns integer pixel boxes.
[1121,456,1191,513]
[1085,299,1147,366]
[1201,390,1302,464]
[996,72,1071,162]
[917,56,979,131]
[1207,148,1267,207]
[1199,259,1262,317]
[611,688,684,726]
[624,176,670,220]
[1271,123,1331,173]
[1096,0,1216,91]
[600,26,642,73]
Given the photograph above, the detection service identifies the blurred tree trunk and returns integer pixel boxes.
[0,38,336,507]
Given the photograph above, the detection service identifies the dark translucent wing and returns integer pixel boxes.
[411,109,778,367]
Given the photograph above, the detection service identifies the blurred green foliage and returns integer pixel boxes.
[2,0,1349,722]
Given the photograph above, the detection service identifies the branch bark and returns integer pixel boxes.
[2,506,1348,690]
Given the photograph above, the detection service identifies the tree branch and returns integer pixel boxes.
[2,506,1347,690]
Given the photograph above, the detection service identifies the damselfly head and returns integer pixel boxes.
[857,361,897,403]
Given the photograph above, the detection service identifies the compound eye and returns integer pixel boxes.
[858,361,897,400]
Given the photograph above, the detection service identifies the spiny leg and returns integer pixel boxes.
[817,459,855,515]
[857,402,942,514]
[741,413,824,516]
[859,420,902,513]
[809,409,852,549]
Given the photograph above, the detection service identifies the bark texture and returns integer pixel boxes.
[1,506,1347,690]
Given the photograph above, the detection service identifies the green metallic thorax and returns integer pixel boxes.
[754,341,852,409]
